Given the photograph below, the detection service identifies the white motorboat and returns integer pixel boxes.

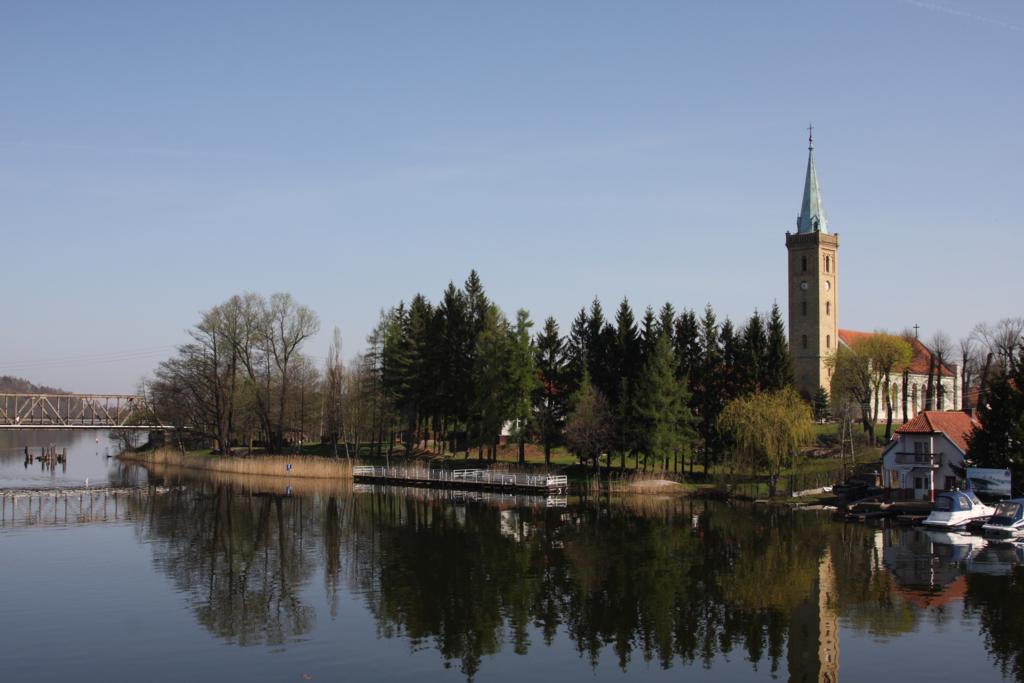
[982,499,1024,540]
[922,490,995,530]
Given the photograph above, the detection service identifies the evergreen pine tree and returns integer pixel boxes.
[471,303,513,460]
[463,270,489,444]
[406,293,435,449]
[636,333,697,471]
[811,386,830,422]
[720,318,743,401]
[508,309,539,465]
[565,307,589,397]
[658,302,676,343]
[639,306,659,364]
[968,363,1024,471]
[437,282,471,453]
[613,298,641,468]
[674,308,701,384]
[534,317,568,466]
[464,269,489,335]
[764,303,793,391]
[742,310,768,393]
[696,305,725,471]
[586,298,613,399]
[381,302,415,453]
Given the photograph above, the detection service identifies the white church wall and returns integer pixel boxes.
[866,366,960,423]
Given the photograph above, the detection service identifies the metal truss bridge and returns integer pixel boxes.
[0,393,163,430]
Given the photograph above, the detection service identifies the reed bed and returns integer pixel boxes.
[119,448,355,480]
[605,471,695,496]
[137,460,354,497]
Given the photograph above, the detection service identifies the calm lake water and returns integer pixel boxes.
[2,436,1023,682]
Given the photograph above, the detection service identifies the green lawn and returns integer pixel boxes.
[814,420,896,442]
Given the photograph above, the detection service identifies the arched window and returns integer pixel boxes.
[826,334,831,349]
[825,301,831,316]
[802,334,808,349]
[801,255,807,272]
[802,301,807,316]
[825,255,831,273]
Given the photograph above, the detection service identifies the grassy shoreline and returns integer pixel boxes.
[120,427,880,502]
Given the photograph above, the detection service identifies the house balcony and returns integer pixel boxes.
[892,452,944,468]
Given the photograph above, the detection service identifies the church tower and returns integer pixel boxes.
[786,128,839,400]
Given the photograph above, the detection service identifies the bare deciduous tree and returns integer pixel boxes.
[323,327,345,458]
[974,318,1024,370]
[926,331,952,411]
[959,336,984,411]
[265,293,321,452]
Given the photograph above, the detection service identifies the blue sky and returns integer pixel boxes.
[2,0,1021,393]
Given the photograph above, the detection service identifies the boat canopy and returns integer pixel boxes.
[934,491,984,512]
[990,500,1024,527]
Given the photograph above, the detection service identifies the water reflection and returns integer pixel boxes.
[136,486,319,646]
[966,548,1024,681]
[116,475,1024,682]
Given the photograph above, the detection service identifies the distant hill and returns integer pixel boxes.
[0,376,68,394]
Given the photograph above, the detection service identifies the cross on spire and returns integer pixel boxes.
[808,122,814,149]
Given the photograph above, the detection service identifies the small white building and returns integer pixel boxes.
[880,411,978,500]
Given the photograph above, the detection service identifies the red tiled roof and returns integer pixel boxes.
[837,329,955,377]
[894,411,978,453]
[895,575,967,609]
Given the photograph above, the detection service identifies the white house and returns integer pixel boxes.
[880,410,978,500]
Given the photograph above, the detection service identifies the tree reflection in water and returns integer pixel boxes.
[136,485,318,645]
[966,553,1024,681]
[127,481,1024,681]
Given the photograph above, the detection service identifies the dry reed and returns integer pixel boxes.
[137,460,354,497]
[606,471,693,496]
[119,448,354,480]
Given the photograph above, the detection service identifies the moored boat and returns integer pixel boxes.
[922,490,995,530]
[982,499,1024,539]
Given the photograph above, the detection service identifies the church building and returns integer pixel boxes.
[785,130,959,421]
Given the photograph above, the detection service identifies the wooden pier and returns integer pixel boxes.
[353,466,568,495]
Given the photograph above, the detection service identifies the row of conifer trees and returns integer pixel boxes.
[364,270,794,469]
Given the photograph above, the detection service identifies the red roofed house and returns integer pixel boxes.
[880,411,979,500]
[837,329,960,422]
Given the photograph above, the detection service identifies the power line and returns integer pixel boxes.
[0,346,176,373]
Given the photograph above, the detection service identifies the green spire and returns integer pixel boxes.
[797,125,828,234]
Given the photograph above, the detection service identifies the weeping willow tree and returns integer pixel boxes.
[719,388,815,497]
